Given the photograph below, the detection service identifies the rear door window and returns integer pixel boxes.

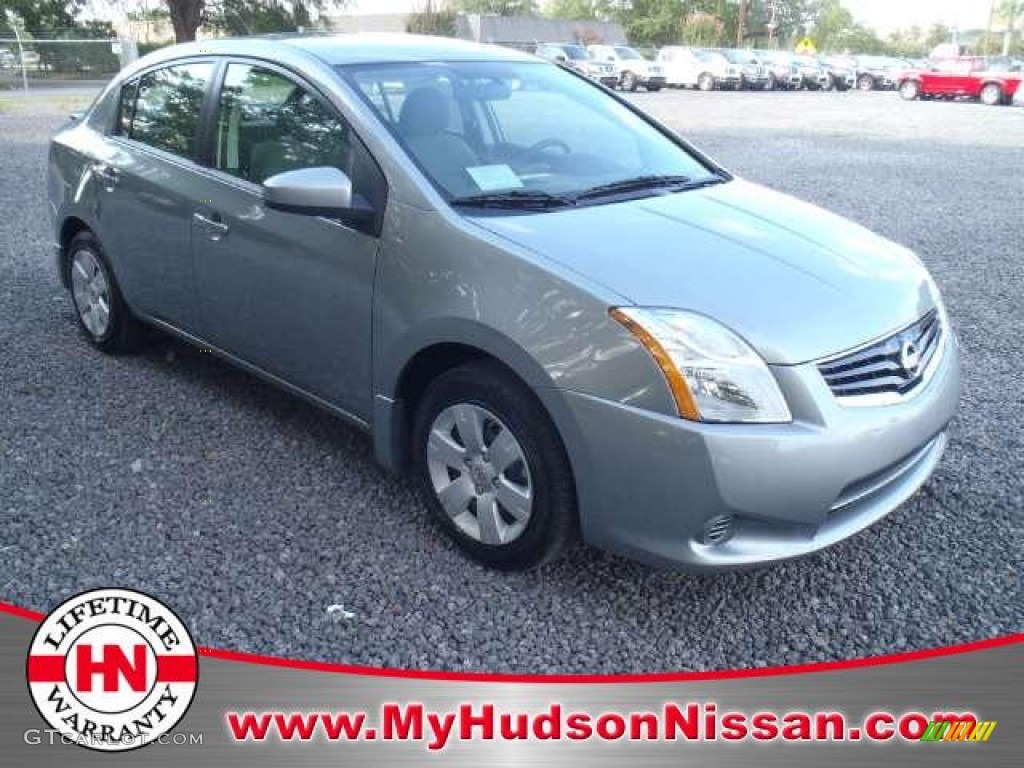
[128,61,214,159]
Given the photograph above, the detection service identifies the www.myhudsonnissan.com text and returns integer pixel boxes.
[226,703,996,750]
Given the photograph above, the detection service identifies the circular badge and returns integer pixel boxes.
[27,588,198,751]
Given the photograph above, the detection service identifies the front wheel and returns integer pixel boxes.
[697,72,714,92]
[980,83,1003,106]
[412,361,577,570]
[621,71,638,92]
[900,80,920,100]
[857,74,874,91]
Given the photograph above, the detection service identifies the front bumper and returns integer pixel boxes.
[558,329,960,570]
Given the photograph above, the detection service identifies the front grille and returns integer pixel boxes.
[818,309,942,401]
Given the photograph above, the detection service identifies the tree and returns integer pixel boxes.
[680,10,723,46]
[407,1,457,36]
[161,0,346,43]
[455,0,539,15]
[999,0,1024,55]
[0,0,82,35]
[808,0,854,50]
[616,0,685,46]
[209,0,327,36]
[164,0,204,42]
[546,0,613,20]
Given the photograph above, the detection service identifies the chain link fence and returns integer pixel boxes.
[0,37,137,90]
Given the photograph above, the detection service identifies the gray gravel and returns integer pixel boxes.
[1,90,1021,674]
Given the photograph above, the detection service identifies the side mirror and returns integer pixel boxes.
[263,166,373,221]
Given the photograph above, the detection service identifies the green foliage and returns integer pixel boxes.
[681,12,724,47]
[406,7,458,37]
[0,0,83,36]
[455,0,539,15]
[206,0,326,36]
[618,0,684,46]
[546,0,613,21]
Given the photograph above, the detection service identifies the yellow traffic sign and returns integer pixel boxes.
[795,37,817,54]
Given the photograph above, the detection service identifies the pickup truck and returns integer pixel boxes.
[898,57,1023,106]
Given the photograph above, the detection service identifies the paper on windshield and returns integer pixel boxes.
[466,164,524,191]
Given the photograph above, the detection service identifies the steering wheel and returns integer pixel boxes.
[523,138,572,161]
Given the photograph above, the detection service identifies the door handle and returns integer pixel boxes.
[193,211,230,240]
[93,164,119,189]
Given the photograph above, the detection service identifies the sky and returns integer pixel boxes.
[345,1,998,33]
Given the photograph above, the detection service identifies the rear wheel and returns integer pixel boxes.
[980,83,1003,106]
[412,360,576,570]
[697,72,714,92]
[66,231,143,354]
[857,74,875,91]
[621,70,638,92]
[764,74,776,91]
[900,79,920,100]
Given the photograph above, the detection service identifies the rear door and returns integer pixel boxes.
[101,60,216,331]
[188,60,384,418]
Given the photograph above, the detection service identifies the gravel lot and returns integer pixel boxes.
[1,89,1021,674]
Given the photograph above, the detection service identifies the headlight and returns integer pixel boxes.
[611,308,792,423]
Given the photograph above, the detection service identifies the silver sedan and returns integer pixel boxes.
[48,35,959,570]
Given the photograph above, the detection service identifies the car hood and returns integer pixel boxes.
[469,179,936,365]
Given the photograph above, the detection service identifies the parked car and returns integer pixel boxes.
[18,49,40,69]
[0,47,16,69]
[852,55,897,91]
[657,46,741,90]
[587,44,666,91]
[820,55,857,90]
[534,42,618,88]
[714,49,771,89]
[899,56,1024,106]
[49,34,959,571]
[754,49,803,90]
[792,54,831,90]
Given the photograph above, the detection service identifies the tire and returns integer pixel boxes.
[646,83,662,92]
[980,83,1002,106]
[857,74,874,91]
[763,74,776,91]
[697,72,714,92]
[412,360,577,570]
[899,79,920,101]
[66,231,143,354]
[621,71,638,92]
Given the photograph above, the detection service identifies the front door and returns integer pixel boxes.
[191,62,383,418]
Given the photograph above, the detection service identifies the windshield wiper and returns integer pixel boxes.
[449,189,574,210]
[570,174,724,202]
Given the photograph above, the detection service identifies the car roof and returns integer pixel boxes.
[139,33,537,68]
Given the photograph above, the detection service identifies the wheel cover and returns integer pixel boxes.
[70,249,111,338]
[426,403,533,546]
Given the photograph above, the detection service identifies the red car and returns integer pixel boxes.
[898,57,1023,106]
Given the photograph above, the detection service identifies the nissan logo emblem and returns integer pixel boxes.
[899,340,921,376]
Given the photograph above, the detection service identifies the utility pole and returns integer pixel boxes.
[5,11,29,93]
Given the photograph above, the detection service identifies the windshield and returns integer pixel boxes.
[696,51,725,65]
[614,46,644,60]
[561,45,589,60]
[344,61,717,205]
[721,50,752,64]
